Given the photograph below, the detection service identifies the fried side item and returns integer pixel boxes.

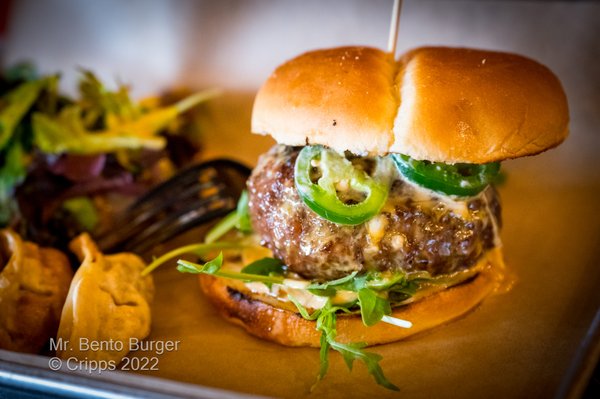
[56,233,154,362]
[0,229,72,353]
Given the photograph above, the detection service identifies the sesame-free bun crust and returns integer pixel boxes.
[252,46,569,163]
[198,249,504,347]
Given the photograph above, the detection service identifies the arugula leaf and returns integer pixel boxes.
[329,339,399,391]
[177,252,224,274]
[318,330,331,385]
[357,288,392,327]
[288,297,399,391]
[204,190,253,244]
[389,280,419,297]
[204,210,239,244]
[288,295,320,321]
[235,190,252,232]
[0,78,47,150]
[241,257,284,276]
[365,272,407,291]
[306,272,359,297]
[307,271,358,290]
[176,254,285,285]
[142,241,251,275]
[307,286,338,297]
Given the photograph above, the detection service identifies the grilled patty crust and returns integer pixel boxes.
[247,145,500,281]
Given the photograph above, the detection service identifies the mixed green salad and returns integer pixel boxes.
[0,63,217,248]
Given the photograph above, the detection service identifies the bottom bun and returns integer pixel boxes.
[198,248,504,348]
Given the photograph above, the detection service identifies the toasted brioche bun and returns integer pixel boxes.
[198,248,504,348]
[252,46,569,163]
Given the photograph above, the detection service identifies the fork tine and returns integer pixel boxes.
[96,189,227,252]
[126,160,248,212]
[110,179,224,234]
[95,159,251,254]
[122,198,235,254]
[113,190,231,252]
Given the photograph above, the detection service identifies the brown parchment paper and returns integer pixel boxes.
[124,93,600,398]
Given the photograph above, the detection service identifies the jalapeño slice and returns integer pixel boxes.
[294,146,389,225]
[391,154,500,197]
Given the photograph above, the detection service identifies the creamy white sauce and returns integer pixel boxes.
[401,178,473,220]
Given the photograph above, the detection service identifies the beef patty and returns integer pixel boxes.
[247,145,501,281]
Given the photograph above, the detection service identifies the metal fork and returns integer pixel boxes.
[94,159,251,254]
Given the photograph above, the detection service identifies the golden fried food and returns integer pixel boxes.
[0,229,72,353]
[56,233,154,363]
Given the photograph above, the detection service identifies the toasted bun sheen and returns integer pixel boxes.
[199,249,504,347]
[252,46,569,163]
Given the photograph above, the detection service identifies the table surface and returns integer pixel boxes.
[118,93,600,398]
[1,1,599,397]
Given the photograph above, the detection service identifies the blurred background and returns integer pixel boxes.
[1,0,598,94]
[1,0,598,178]
[1,1,599,397]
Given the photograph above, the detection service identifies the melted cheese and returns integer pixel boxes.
[400,179,473,220]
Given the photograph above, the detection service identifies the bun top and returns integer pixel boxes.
[251,46,569,163]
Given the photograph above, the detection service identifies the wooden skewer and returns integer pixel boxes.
[387,0,402,55]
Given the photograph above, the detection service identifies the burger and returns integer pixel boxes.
[153,46,568,389]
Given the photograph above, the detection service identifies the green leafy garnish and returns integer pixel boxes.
[307,271,358,291]
[204,190,253,243]
[289,297,399,391]
[32,106,164,154]
[141,241,250,276]
[0,76,49,226]
[176,254,285,286]
[235,190,252,233]
[357,288,392,327]
[62,196,99,231]
[177,251,224,274]
[0,140,27,224]
[165,240,480,391]
[204,211,239,244]
[0,68,220,226]
[241,257,284,289]
[241,257,284,276]
[77,69,140,128]
[0,78,47,150]
[170,251,410,391]
[32,88,219,155]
